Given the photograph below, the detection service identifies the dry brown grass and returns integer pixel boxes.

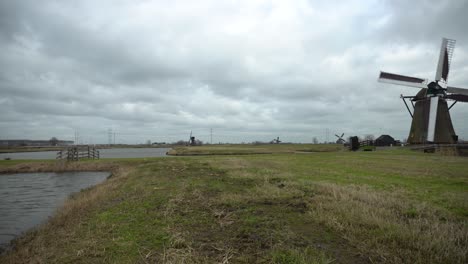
[209,155,468,264]
[307,183,467,263]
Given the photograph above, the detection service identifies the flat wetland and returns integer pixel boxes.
[0,144,466,263]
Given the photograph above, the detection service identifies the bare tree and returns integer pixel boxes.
[49,137,59,146]
[174,140,187,145]
[312,137,318,144]
[364,134,375,141]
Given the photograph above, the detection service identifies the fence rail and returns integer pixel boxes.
[57,146,100,161]
[359,139,376,151]
[360,140,374,147]
[410,143,468,150]
[410,143,468,154]
[349,138,376,151]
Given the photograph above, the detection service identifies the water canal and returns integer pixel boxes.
[0,171,110,251]
[0,147,171,160]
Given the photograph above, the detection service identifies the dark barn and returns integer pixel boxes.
[375,135,396,146]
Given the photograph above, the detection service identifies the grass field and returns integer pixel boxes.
[168,143,344,155]
[0,145,467,263]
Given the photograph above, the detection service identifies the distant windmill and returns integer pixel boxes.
[378,38,468,144]
[335,133,346,144]
[271,137,281,144]
[188,131,196,146]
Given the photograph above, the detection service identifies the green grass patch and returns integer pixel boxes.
[168,143,344,155]
[1,146,467,263]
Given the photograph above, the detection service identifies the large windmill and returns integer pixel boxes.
[378,38,468,144]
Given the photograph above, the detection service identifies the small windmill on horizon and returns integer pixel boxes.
[335,133,346,144]
[378,38,468,144]
[188,131,196,146]
[271,137,281,144]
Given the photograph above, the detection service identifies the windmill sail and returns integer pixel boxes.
[442,49,449,81]
[378,71,427,88]
[435,38,456,82]
[447,86,468,96]
[446,94,468,103]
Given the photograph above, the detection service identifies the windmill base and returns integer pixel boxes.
[411,144,468,156]
[407,94,457,144]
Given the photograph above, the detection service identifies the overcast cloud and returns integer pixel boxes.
[0,0,467,144]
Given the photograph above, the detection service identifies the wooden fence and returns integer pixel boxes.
[410,143,468,155]
[57,146,100,161]
[359,140,376,151]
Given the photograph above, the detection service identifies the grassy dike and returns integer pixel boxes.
[0,147,467,263]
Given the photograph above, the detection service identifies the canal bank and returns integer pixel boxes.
[0,148,171,160]
[0,159,137,260]
[0,171,111,251]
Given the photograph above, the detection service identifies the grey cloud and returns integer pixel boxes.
[0,0,467,143]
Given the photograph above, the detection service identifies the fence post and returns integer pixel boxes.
[59,146,101,161]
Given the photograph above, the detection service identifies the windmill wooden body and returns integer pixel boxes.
[378,38,468,144]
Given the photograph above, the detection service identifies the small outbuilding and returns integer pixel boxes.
[375,135,396,146]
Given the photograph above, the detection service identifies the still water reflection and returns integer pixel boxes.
[0,171,109,250]
[0,148,171,160]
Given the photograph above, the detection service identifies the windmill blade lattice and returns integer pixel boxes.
[435,38,455,83]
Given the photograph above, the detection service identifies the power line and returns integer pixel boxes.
[108,128,112,145]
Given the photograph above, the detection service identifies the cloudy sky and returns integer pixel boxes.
[1,0,467,144]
